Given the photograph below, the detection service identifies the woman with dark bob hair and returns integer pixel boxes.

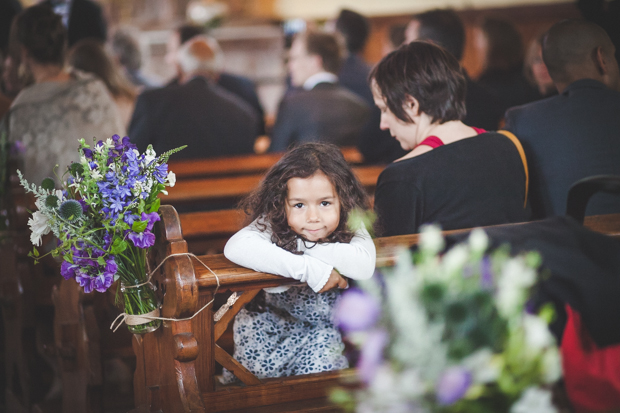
[371,41,530,236]
[2,4,124,185]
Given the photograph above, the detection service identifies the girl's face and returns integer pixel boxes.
[285,171,341,242]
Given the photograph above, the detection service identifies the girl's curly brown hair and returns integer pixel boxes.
[240,142,370,252]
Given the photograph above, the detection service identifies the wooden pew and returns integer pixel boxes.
[169,147,364,180]
[131,205,620,413]
[1,157,63,412]
[163,164,385,210]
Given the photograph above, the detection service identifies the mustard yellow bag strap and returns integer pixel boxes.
[498,130,529,208]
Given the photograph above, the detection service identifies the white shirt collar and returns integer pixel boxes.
[303,72,338,90]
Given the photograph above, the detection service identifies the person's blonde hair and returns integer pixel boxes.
[176,35,224,76]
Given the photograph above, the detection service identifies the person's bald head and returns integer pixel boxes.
[543,19,620,92]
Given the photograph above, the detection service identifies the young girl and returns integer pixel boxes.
[221,142,376,382]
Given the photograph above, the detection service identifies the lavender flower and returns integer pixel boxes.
[436,367,472,405]
[357,329,388,384]
[142,212,161,231]
[334,288,381,332]
[128,231,156,248]
[60,261,77,280]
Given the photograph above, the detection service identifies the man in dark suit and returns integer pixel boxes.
[405,9,504,131]
[128,36,259,160]
[43,0,106,47]
[165,25,266,135]
[505,20,620,219]
[334,9,406,164]
[269,30,368,152]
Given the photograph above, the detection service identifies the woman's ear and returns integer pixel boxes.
[404,95,420,117]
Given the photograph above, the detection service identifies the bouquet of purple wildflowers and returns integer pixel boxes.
[19,135,184,333]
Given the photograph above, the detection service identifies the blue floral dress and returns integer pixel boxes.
[220,285,348,383]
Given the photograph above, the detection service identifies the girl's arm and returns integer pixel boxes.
[223,221,334,293]
[303,226,376,280]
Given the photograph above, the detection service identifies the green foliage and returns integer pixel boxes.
[41,177,56,191]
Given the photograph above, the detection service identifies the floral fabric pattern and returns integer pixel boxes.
[6,71,125,185]
[220,285,348,384]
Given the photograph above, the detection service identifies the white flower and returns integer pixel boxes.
[442,245,469,275]
[541,347,562,383]
[461,348,499,383]
[510,387,557,413]
[144,147,157,165]
[28,211,51,246]
[419,225,444,255]
[91,169,102,180]
[523,314,555,351]
[105,137,114,148]
[468,229,488,254]
[167,171,176,187]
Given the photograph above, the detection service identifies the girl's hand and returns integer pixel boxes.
[318,269,348,293]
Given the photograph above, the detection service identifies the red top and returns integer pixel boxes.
[562,305,620,411]
[415,127,487,149]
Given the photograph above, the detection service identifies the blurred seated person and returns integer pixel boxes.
[3,4,124,185]
[334,9,406,163]
[128,36,259,159]
[505,20,620,219]
[269,30,368,152]
[372,41,530,236]
[41,0,106,47]
[405,9,504,131]
[524,34,557,98]
[110,28,161,89]
[68,39,137,128]
[166,24,265,135]
[475,17,542,115]
[382,23,407,56]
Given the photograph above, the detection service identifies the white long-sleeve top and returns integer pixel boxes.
[223,220,376,293]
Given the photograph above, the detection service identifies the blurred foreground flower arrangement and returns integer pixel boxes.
[333,226,561,413]
[19,135,184,333]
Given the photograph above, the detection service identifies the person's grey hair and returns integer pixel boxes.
[176,36,224,75]
[111,29,142,72]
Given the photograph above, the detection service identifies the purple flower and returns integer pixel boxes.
[94,272,114,293]
[105,258,117,275]
[436,367,472,405]
[357,329,388,384]
[78,199,89,213]
[109,197,125,213]
[60,261,77,280]
[82,148,93,159]
[153,163,168,183]
[10,141,26,155]
[128,230,156,248]
[480,257,494,290]
[333,288,381,332]
[75,271,96,294]
[141,212,160,231]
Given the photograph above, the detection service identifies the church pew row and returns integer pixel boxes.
[163,164,385,209]
[168,146,364,180]
[131,205,620,413]
[177,208,620,256]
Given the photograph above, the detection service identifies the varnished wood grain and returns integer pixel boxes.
[214,289,261,341]
[163,165,385,205]
[214,344,262,386]
[169,147,364,180]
